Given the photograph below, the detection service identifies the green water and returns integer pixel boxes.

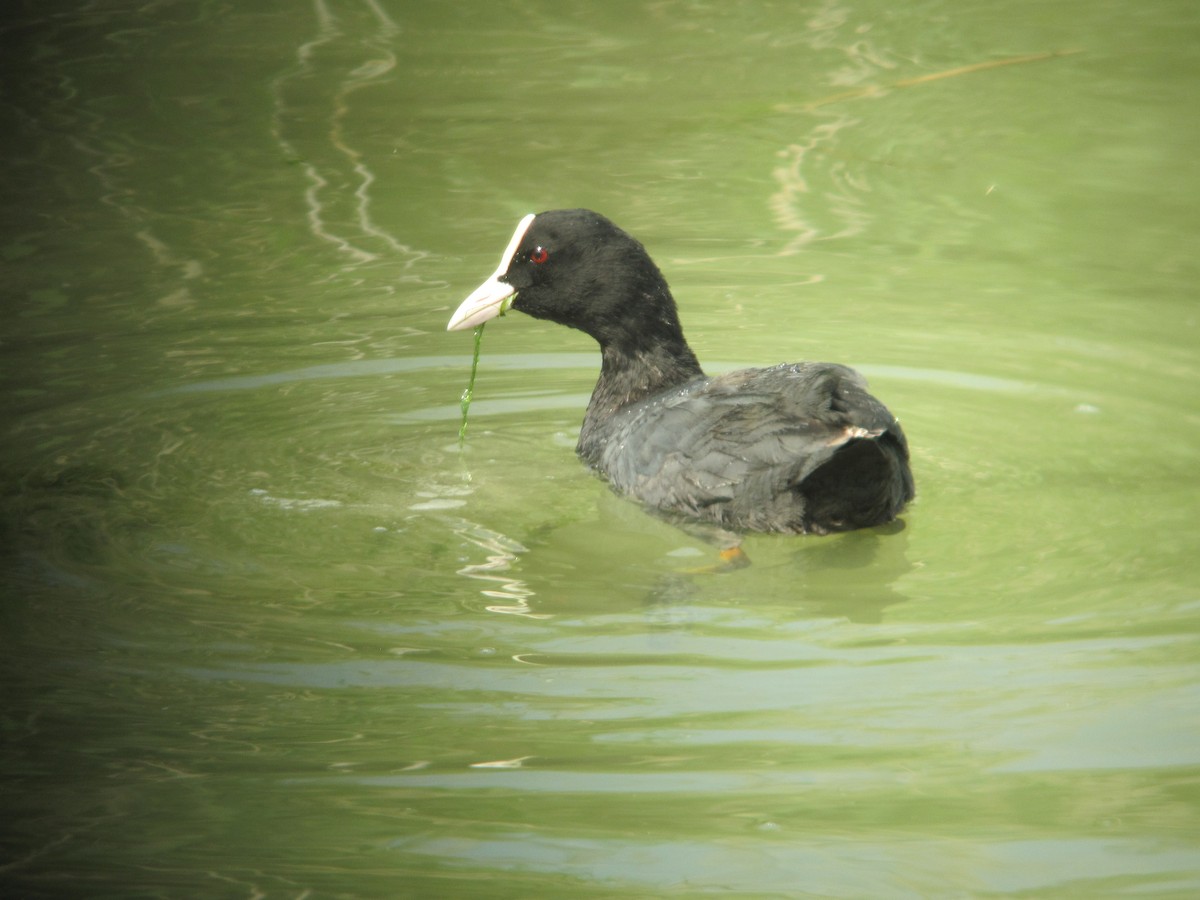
[3,0,1199,896]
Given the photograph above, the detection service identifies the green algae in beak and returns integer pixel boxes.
[458,324,485,446]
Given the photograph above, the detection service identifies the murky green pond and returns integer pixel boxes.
[3,0,1198,896]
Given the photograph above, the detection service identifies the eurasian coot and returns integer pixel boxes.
[448,209,914,541]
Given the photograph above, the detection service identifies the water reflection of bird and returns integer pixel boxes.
[449,209,913,566]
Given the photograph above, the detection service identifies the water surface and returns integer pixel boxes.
[3,0,1199,896]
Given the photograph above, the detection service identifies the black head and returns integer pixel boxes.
[448,209,688,353]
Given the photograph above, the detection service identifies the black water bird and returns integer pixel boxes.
[448,209,913,559]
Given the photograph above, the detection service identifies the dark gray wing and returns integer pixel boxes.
[596,363,902,530]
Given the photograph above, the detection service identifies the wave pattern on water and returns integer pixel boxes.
[270,0,426,269]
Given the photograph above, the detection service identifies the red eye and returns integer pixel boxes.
[529,246,549,265]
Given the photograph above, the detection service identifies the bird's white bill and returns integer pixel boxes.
[447,213,535,332]
[446,275,515,331]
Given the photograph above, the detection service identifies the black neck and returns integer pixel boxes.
[578,331,704,462]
